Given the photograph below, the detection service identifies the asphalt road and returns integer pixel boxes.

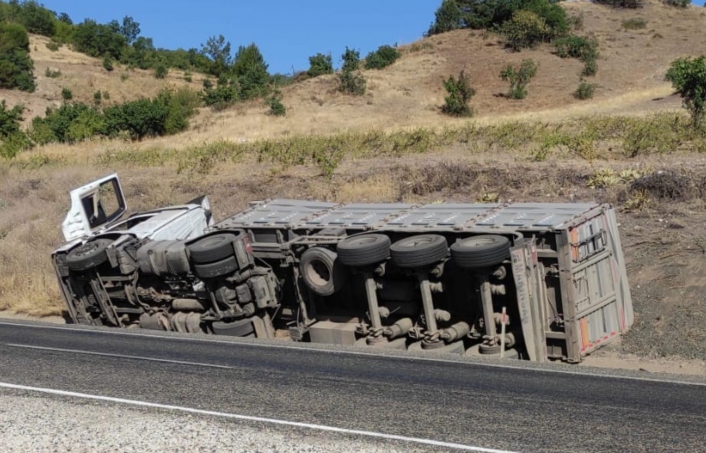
[0,320,705,453]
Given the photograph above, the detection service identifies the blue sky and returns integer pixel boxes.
[39,0,705,75]
[39,0,438,74]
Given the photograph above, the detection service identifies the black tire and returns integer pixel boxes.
[300,247,346,297]
[450,235,510,269]
[212,318,255,337]
[193,256,238,279]
[390,234,448,268]
[66,239,113,271]
[187,233,237,264]
[336,234,391,267]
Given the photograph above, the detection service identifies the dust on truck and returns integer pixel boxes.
[52,174,633,363]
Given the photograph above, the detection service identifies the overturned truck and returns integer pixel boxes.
[52,174,634,363]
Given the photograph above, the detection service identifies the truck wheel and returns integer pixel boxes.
[390,234,448,268]
[212,318,255,337]
[300,247,346,297]
[336,234,391,267]
[188,233,237,264]
[66,239,113,271]
[450,235,510,269]
[193,256,238,279]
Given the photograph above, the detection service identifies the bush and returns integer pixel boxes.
[93,90,102,105]
[61,87,73,100]
[574,81,596,99]
[201,81,238,110]
[338,69,366,96]
[102,55,114,71]
[622,18,647,30]
[364,45,400,70]
[307,53,333,77]
[341,47,360,72]
[500,59,538,99]
[555,35,599,77]
[45,67,61,78]
[665,56,706,127]
[0,101,23,139]
[442,70,476,116]
[183,72,192,82]
[72,19,126,60]
[502,10,550,51]
[0,23,35,92]
[154,63,168,79]
[266,91,286,116]
[45,41,60,52]
[662,0,690,6]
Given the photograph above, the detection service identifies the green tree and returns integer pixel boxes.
[308,53,333,77]
[665,56,706,127]
[0,22,35,92]
[427,0,463,36]
[341,47,360,72]
[0,100,23,138]
[500,59,538,99]
[17,0,55,36]
[442,70,476,116]
[72,19,126,60]
[232,43,270,99]
[502,10,550,51]
[200,34,232,77]
[119,16,140,44]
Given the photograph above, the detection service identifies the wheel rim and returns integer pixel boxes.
[307,259,331,287]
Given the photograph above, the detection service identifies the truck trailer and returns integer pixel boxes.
[52,174,634,363]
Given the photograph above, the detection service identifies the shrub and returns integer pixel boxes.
[266,91,286,116]
[341,47,360,72]
[555,35,599,77]
[574,81,596,99]
[183,72,192,82]
[338,69,366,96]
[202,78,213,89]
[364,45,400,70]
[307,53,333,77]
[61,87,73,100]
[154,63,168,79]
[102,55,114,71]
[582,58,598,77]
[72,19,126,60]
[202,81,238,110]
[0,101,23,139]
[500,59,538,99]
[120,73,129,82]
[0,23,35,92]
[502,10,550,51]
[45,41,60,51]
[665,56,706,127]
[442,70,476,116]
[622,18,647,30]
[45,67,61,78]
[662,0,690,6]
[93,90,102,105]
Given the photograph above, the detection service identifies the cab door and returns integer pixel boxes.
[61,174,127,241]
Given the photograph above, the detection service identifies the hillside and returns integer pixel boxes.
[1,0,706,373]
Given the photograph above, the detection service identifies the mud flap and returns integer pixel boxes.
[511,240,547,362]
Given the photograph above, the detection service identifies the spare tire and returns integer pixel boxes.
[187,233,237,264]
[66,239,113,271]
[193,256,238,279]
[390,235,448,268]
[300,247,346,297]
[336,234,391,267]
[212,318,255,337]
[450,235,510,269]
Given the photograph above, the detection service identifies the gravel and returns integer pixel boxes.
[0,391,438,453]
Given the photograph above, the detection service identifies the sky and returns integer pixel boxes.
[38,0,705,75]
[38,0,439,75]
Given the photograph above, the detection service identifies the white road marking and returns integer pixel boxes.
[5,344,233,370]
[1,320,704,387]
[0,381,518,453]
